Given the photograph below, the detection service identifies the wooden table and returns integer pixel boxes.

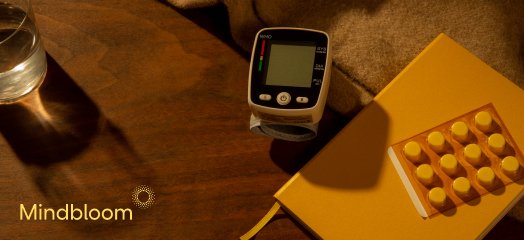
[0,0,519,239]
[0,0,340,239]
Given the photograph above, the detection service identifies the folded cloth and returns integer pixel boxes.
[166,0,524,220]
[167,0,524,116]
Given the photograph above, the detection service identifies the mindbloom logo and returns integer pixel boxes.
[20,204,132,221]
[19,185,155,221]
[132,185,155,209]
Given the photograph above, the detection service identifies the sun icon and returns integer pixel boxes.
[132,185,155,209]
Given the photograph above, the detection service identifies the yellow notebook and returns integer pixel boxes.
[274,34,524,239]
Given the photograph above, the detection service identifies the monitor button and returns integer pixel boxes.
[276,92,291,105]
[259,94,271,101]
[296,97,309,104]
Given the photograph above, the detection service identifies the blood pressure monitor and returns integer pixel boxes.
[248,27,331,141]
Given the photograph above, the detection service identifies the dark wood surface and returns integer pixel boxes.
[0,0,335,239]
[0,0,521,239]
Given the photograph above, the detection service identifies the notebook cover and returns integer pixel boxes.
[274,34,524,239]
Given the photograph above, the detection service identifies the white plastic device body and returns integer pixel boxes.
[247,27,332,141]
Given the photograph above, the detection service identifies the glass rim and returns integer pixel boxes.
[0,0,33,46]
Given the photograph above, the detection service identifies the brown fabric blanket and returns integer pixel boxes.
[167,0,524,220]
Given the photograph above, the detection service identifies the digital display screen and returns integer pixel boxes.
[264,43,316,88]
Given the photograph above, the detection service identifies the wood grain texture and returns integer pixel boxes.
[0,0,340,239]
[0,0,518,239]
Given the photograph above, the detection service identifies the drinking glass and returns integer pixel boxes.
[0,0,46,103]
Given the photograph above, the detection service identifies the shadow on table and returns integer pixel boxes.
[270,103,389,189]
[0,56,100,165]
[163,1,249,58]
[0,55,155,236]
[254,213,318,240]
[269,108,350,174]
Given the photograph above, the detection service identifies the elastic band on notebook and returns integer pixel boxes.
[239,202,281,240]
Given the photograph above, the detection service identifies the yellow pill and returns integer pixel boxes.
[464,144,482,166]
[477,167,495,187]
[501,156,520,176]
[416,164,434,186]
[452,177,471,196]
[488,133,506,155]
[475,111,492,133]
[451,121,469,143]
[428,187,447,207]
[404,141,422,163]
[427,131,445,153]
[439,154,458,176]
